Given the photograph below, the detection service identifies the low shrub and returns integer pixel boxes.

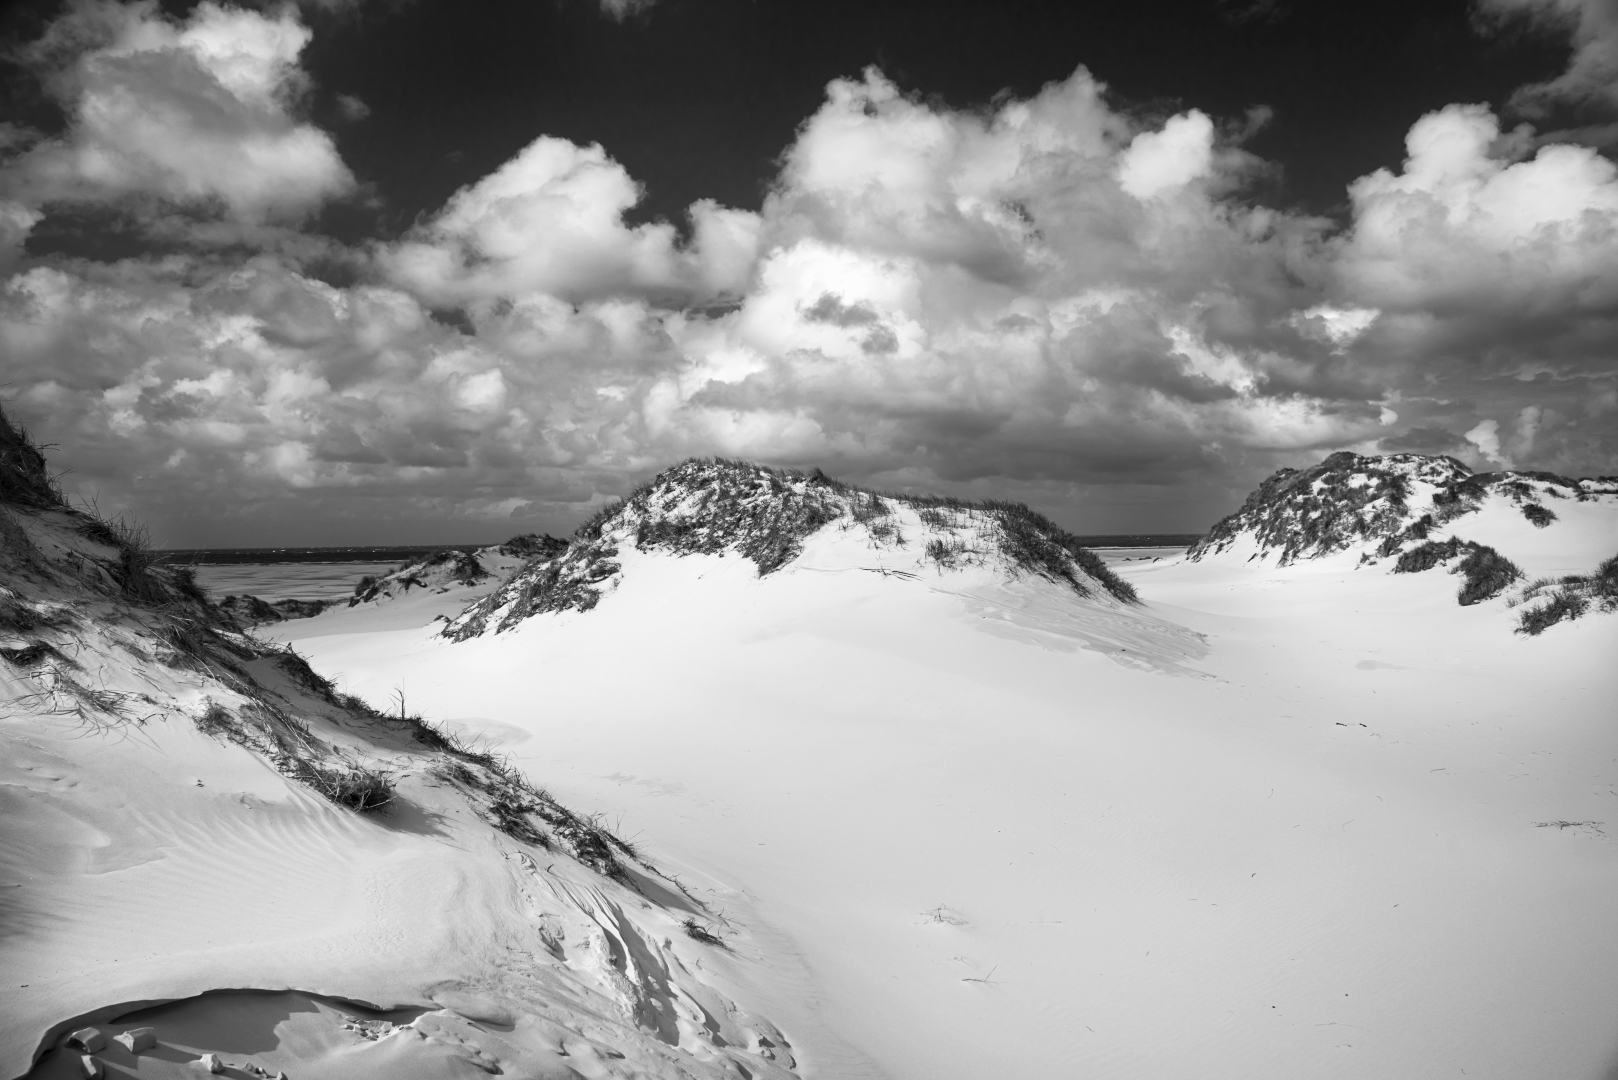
[1454,544,1522,606]
[1394,538,1461,573]
[1517,592,1588,635]
[925,537,970,567]
[272,598,330,620]
[1522,503,1557,528]
[499,533,567,560]
[1513,551,1618,634]
[1593,553,1618,602]
[281,757,395,813]
[195,702,238,738]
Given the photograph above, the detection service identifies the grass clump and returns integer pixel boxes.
[1393,537,1521,605]
[681,918,727,947]
[274,647,339,701]
[984,500,1138,603]
[1394,538,1463,574]
[0,641,67,667]
[924,537,971,568]
[1517,591,1589,634]
[431,752,630,876]
[0,407,63,509]
[196,702,237,737]
[499,533,568,560]
[0,596,72,634]
[1521,503,1557,528]
[1514,553,1618,634]
[1454,544,1522,606]
[281,757,395,813]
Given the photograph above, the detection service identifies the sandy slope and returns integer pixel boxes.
[2,507,797,1080]
[282,513,1618,1079]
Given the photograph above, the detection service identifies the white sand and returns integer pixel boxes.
[274,506,1618,1080]
[8,479,1615,1079]
[2,509,798,1080]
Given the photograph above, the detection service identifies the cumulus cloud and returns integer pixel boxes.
[1337,103,1618,314]
[1326,101,1618,476]
[645,68,1363,489]
[380,137,760,306]
[3,44,1616,542]
[1465,418,1509,465]
[0,255,699,538]
[1117,111,1217,199]
[0,0,353,236]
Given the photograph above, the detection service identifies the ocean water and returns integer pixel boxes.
[191,561,402,602]
[1095,545,1189,564]
[184,546,1188,603]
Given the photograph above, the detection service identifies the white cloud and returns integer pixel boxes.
[1337,104,1618,314]
[381,137,759,306]
[1117,111,1216,200]
[4,59,1617,541]
[1293,304,1379,348]
[1,0,353,230]
[0,255,698,530]
[1464,418,1509,465]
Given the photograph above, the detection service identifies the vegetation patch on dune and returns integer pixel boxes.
[0,404,631,875]
[1512,554,1618,635]
[1392,537,1522,606]
[1192,451,1614,567]
[445,458,1135,639]
[1192,451,1449,565]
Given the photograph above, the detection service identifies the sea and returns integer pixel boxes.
[155,536,1201,603]
[155,545,483,602]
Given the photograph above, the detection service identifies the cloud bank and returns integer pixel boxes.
[2,3,1614,544]
[4,1,353,225]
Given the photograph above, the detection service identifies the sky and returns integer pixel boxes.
[1,0,1616,547]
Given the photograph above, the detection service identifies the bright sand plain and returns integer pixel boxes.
[269,516,1618,1080]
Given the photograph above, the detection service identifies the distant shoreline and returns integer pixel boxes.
[154,545,484,565]
[156,534,1203,565]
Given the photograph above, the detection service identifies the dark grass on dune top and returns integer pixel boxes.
[451,458,1138,638]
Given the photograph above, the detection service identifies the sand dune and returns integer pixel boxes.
[281,474,1618,1080]
[8,443,1616,1079]
[1,435,799,1080]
